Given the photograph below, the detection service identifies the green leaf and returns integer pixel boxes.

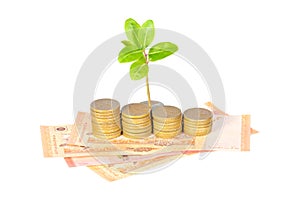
[148,42,178,61]
[130,57,149,80]
[121,40,134,46]
[125,18,141,48]
[138,20,155,49]
[118,46,143,63]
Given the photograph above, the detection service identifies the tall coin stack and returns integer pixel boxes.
[152,105,182,139]
[183,108,213,136]
[90,98,121,139]
[121,103,152,139]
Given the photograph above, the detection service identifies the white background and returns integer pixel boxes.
[1,0,299,198]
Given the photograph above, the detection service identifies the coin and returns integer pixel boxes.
[121,115,151,124]
[121,122,152,130]
[183,108,213,137]
[122,103,150,119]
[183,108,212,122]
[123,126,152,134]
[90,98,122,139]
[123,130,152,139]
[152,105,182,120]
[90,110,120,118]
[121,103,153,139]
[91,125,121,133]
[184,121,212,128]
[154,129,182,139]
[153,120,182,129]
[184,125,212,136]
[183,119,212,127]
[151,105,182,139]
[93,131,121,140]
[90,98,120,112]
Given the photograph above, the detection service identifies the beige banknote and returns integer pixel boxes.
[88,154,186,181]
[64,112,250,156]
[64,150,201,167]
[40,115,251,157]
[65,151,183,167]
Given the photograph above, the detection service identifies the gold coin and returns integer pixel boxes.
[184,124,211,131]
[183,108,212,122]
[91,118,121,126]
[123,130,152,139]
[183,119,212,127]
[122,123,152,131]
[183,121,212,128]
[92,126,121,133]
[90,98,120,112]
[153,124,182,131]
[154,130,181,139]
[153,115,182,123]
[184,126,212,136]
[122,118,151,126]
[122,126,152,134]
[152,106,182,121]
[122,122,151,130]
[153,125,182,133]
[92,123,121,130]
[92,128,121,136]
[93,131,121,140]
[121,115,151,124]
[153,120,182,128]
[121,103,150,119]
[91,116,120,123]
[90,110,120,118]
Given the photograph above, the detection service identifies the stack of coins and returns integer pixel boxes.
[121,103,152,139]
[152,105,182,139]
[90,98,121,139]
[140,100,164,132]
[183,108,213,136]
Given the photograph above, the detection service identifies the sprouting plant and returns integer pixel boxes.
[118,18,178,109]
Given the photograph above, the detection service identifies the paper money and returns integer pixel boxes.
[64,112,250,156]
[40,103,256,181]
[88,154,187,181]
[65,150,200,167]
[40,125,76,157]
[40,112,251,158]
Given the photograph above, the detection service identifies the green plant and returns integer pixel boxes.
[118,18,178,108]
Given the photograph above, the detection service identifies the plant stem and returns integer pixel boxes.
[146,75,151,109]
[143,50,152,109]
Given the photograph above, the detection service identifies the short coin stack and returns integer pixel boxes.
[90,98,121,139]
[121,103,152,139]
[183,108,213,136]
[152,105,182,139]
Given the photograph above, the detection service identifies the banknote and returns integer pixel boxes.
[40,103,255,181]
[63,112,250,156]
[40,102,252,158]
[88,154,186,181]
[40,115,251,157]
[65,150,200,167]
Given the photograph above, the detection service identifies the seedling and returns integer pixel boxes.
[118,18,178,108]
